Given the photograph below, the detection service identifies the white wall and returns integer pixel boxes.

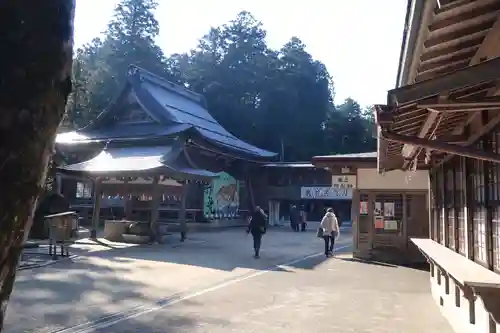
[357,168,429,190]
[430,266,496,333]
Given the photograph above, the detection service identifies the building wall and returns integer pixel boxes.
[425,133,500,332]
[357,168,429,190]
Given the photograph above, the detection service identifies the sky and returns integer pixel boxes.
[74,0,407,107]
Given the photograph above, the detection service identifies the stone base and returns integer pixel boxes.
[103,220,131,242]
[121,234,150,244]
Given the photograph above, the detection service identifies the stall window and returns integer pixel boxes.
[491,131,500,271]
[471,144,487,265]
[436,166,446,245]
[429,171,439,242]
[359,193,370,234]
[76,181,92,198]
[445,164,455,249]
[456,157,466,256]
[373,194,403,235]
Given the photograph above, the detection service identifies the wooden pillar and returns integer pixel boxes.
[464,156,474,260]
[55,174,62,194]
[428,172,435,241]
[123,179,132,220]
[368,192,375,252]
[179,180,188,242]
[402,193,408,247]
[90,178,102,239]
[441,164,448,246]
[352,189,360,252]
[149,175,162,243]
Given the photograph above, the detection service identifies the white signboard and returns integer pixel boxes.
[331,175,356,189]
[300,186,353,200]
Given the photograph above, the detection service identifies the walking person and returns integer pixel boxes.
[320,208,340,257]
[247,206,267,259]
[300,207,307,232]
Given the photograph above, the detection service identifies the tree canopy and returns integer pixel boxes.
[66,1,376,160]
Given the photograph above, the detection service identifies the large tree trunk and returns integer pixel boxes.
[0,1,75,330]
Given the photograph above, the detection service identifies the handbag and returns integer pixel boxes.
[316,227,324,238]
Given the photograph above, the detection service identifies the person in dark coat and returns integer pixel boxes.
[290,205,300,232]
[247,206,267,258]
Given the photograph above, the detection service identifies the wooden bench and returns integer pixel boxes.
[45,211,79,259]
[411,238,500,325]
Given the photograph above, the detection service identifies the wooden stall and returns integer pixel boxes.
[312,152,429,264]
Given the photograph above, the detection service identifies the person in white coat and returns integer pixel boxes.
[320,208,340,257]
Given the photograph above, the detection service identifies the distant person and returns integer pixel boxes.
[247,206,267,259]
[300,208,307,232]
[290,205,300,232]
[320,208,340,257]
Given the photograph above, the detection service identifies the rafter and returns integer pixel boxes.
[382,131,500,164]
[401,111,440,159]
[449,12,500,133]
[470,12,500,64]
[387,56,500,105]
[417,100,500,112]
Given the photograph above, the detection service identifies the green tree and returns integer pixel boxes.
[264,37,334,160]
[324,98,376,154]
[66,0,167,128]
[171,13,336,161]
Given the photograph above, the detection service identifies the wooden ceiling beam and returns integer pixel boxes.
[387,56,500,105]
[382,130,500,164]
[401,110,440,160]
[419,100,500,108]
[415,59,470,82]
[446,14,500,134]
[417,101,500,113]
[419,49,476,71]
[424,30,488,54]
[435,0,492,17]
[470,12,500,64]
[421,38,482,62]
[402,92,449,170]
[425,20,493,48]
[433,1,500,29]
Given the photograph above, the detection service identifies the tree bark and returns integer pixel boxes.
[0,1,75,330]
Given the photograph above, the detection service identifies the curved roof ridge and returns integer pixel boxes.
[128,65,205,106]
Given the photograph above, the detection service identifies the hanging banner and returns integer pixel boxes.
[203,172,240,219]
[359,201,368,215]
[374,216,384,229]
[300,186,352,200]
[331,175,356,189]
[384,202,395,217]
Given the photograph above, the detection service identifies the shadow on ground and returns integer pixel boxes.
[6,228,353,332]
[70,228,351,273]
[335,256,430,272]
[6,251,226,333]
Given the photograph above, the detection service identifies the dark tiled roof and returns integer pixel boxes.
[312,152,377,160]
[132,67,275,158]
[59,145,217,180]
[262,162,316,168]
[56,123,191,144]
[57,66,276,160]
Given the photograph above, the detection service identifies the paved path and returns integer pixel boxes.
[5,227,452,333]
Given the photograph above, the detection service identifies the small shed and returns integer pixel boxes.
[312,152,429,264]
